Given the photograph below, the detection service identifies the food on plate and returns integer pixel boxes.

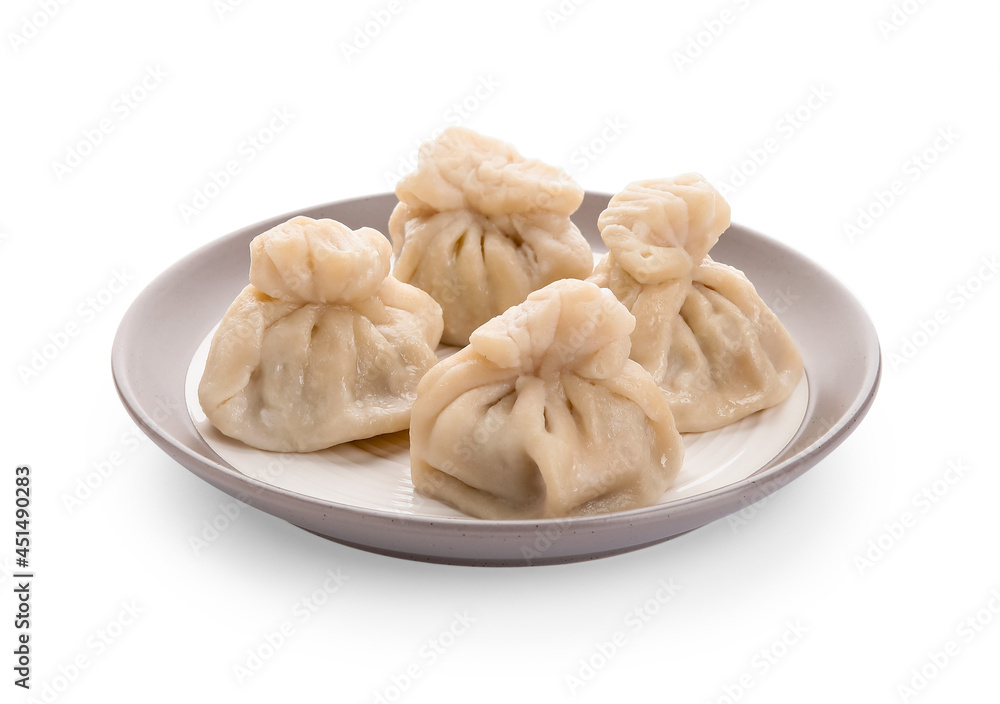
[198,216,443,452]
[589,175,804,432]
[408,278,683,519]
[388,126,594,346]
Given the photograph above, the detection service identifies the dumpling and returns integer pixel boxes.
[409,278,683,520]
[198,215,444,452]
[589,175,804,432]
[388,127,595,346]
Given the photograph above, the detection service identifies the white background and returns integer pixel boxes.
[2,0,998,702]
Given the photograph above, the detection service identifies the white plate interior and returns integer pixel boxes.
[185,327,809,518]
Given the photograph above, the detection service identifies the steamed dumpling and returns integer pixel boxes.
[590,175,803,432]
[198,216,443,452]
[409,278,683,520]
[388,127,594,346]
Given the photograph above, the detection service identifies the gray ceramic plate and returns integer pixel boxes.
[112,192,880,566]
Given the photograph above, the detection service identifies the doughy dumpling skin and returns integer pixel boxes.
[389,127,594,346]
[198,216,443,452]
[409,279,683,520]
[590,175,804,432]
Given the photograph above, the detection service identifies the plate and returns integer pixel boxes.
[112,192,881,566]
